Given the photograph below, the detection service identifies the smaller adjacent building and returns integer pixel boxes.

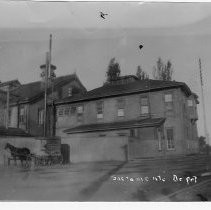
[1,74,86,137]
[55,75,199,162]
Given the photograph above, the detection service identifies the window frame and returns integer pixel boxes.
[164,92,174,116]
[19,107,25,124]
[117,98,125,117]
[68,87,72,97]
[57,107,64,117]
[96,101,104,119]
[77,105,84,114]
[166,127,175,150]
[77,105,84,123]
[187,99,193,107]
[140,95,149,115]
[64,106,70,115]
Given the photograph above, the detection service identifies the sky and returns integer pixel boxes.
[0,1,211,138]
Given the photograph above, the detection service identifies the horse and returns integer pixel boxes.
[4,143,31,167]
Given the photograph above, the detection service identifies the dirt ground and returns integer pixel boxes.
[0,156,210,201]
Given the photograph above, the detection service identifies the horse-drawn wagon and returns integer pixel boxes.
[4,136,63,167]
[32,136,63,166]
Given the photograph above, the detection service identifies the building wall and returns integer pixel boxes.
[5,79,86,137]
[61,135,128,162]
[56,87,199,158]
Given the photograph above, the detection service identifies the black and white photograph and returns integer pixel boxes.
[0,0,211,202]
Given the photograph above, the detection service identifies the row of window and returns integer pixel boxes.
[56,94,194,119]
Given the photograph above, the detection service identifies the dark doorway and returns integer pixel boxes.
[61,144,70,164]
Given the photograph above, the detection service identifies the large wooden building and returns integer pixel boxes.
[55,75,199,162]
[1,74,86,137]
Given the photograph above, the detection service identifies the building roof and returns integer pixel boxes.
[56,79,192,105]
[0,89,20,103]
[0,80,21,89]
[10,74,86,104]
[64,117,165,134]
[0,126,32,137]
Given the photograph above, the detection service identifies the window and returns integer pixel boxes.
[57,108,64,116]
[140,96,149,115]
[96,101,103,119]
[77,106,83,114]
[38,108,44,125]
[19,107,25,123]
[165,94,172,102]
[77,105,84,123]
[187,99,193,107]
[164,93,173,112]
[68,87,72,97]
[166,128,175,150]
[64,106,70,115]
[117,99,125,117]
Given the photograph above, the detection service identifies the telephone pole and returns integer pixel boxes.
[5,85,10,129]
[199,58,210,145]
[40,34,56,137]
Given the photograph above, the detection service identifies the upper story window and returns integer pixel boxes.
[38,108,44,125]
[140,96,149,115]
[20,107,25,123]
[165,94,172,102]
[164,93,173,111]
[77,105,84,114]
[64,106,70,115]
[77,105,84,123]
[96,101,104,119]
[117,98,125,117]
[187,99,193,107]
[57,108,64,116]
[68,87,72,97]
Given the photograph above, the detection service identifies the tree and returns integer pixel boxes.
[153,57,173,81]
[136,65,149,80]
[106,58,121,82]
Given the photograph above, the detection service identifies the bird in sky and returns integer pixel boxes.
[139,44,143,50]
[100,12,108,19]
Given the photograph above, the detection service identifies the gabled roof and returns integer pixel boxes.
[10,74,86,104]
[0,126,32,137]
[0,79,21,88]
[64,117,165,134]
[56,79,192,105]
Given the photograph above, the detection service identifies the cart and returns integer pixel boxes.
[32,136,63,166]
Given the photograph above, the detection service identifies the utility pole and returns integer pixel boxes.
[6,85,10,129]
[40,34,56,137]
[43,51,49,137]
[199,58,210,145]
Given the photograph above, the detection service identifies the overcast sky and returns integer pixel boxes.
[0,1,211,137]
